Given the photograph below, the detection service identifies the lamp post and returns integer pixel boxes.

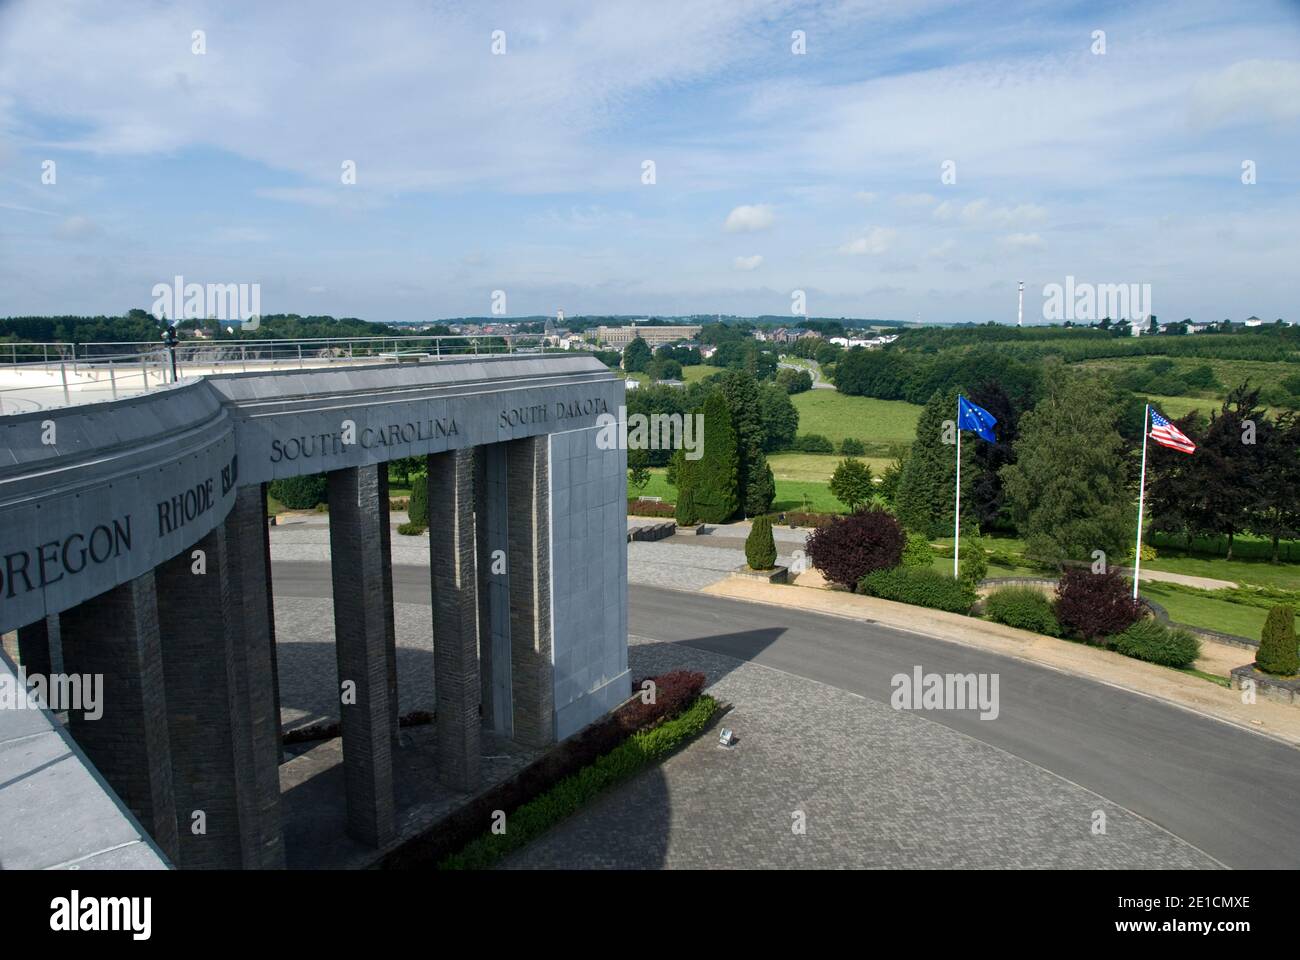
[162,324,179,383]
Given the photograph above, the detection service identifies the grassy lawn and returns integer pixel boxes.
[791,391,921,453]
[631,468,845,514]
[767,451,893,482]
[683,364,726,383]
[1139,581,1267,639]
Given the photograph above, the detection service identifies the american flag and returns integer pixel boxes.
[1149,408,1196,454]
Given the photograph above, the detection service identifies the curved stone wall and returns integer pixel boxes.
[0,353,621,635]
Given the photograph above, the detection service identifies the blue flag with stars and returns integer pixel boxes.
[957,395,997,443]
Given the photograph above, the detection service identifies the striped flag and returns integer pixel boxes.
[1149,409,1196,454]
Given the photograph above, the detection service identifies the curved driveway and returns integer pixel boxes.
[271,561,1299,869]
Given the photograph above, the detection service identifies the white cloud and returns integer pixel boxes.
[1002,232,1045,250]
[733,254,764,271]
[1189,59,1300,129]
[840,226,895,255]
[724,204,775,232]
[854,191,877,202]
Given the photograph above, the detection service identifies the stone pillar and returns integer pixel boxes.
[60,573,179,863]
[156,528,257,869]
[260,482,284,764]
[16,615,55,678]
[327,465,396,847]
[507,435,554,748]
[475,444,512,735]
[378,467,399,743]
[428,449,480,790]
[225,484,287,867]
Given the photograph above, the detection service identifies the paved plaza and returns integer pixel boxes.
[500,636,1222,870]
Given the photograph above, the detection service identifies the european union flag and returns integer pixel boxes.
[957,395,997,443]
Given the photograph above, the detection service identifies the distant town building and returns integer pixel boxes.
[597,324,702,348]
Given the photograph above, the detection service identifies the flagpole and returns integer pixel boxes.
[953,414,962,579]
[1132,403,1150,600]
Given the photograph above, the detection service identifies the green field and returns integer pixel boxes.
[791,391,922,451]
[767,451,892,482]
[683,364,725,383]
[632,467,844,514]
[1139,582,1269,640]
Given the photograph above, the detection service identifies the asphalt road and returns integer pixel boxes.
[273,561,1300,869]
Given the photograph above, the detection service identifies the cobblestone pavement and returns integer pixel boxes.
[500,635,1222,870]
[626,541,803,591]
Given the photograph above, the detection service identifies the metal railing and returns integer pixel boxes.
[0,334,581,413]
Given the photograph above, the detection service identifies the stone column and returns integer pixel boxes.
[225,484,287,868]
[507,435,554,748]
[378,467,399,743]
[155,528,256,869]
[16,614,55,678]
[427,449,481,791]
[475,443,512,735]
[327,465,396,847]
[260,482,284,764]
[60,573,179,863]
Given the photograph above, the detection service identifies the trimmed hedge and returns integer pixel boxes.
[746,515,777,570]
[381,670,707,870]
[408,473,429,526]
[628,498,676,518]
[784,510,836,528]
[859,566,977,614]
[674,486,699,526]
[396,521,426,536]
[985,586,1060,636]
[1256,604,1298,675]
[269,473,327,509]
[1109,619,1201,669]
[441,692,718,869]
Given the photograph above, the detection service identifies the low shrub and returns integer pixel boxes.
[396,522,426,536]
[985,587,1060,636]
[383,671,708,870]
[269,473,328,509]
[958,535,988,588]
[1109,619,1201,669]
[901,532,934,569]
[389,497,410,511]
[840,437,866,456]
[805,508,905,588]
[1054,567,1142,641]
[628,498,676,518]
[859,566,977,614]
[745,515,778,570]
[792,433,835,453]
[436,670,711,870]
[1256,604,1298,675]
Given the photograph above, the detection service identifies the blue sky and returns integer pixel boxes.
[1,0,1298,324]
